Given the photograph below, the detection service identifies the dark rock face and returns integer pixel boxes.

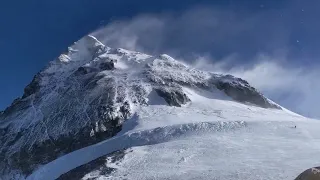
[99,61,115,70]
[155,88,190,107]
[295,167,320,180]
[74,66,97,76]
[0,98,29,118]
[213,75,281,109]
[1,106,128,177]
[0,68,134,178]
[22,73,42,98]
[58,149,127,180]
[8,122,123,176]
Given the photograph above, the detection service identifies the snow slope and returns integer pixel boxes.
[28,88,320,180]
[1,34,319,180]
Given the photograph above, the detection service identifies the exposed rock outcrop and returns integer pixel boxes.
[295,167,320,180]
[155,87,190,107]
[213,75,281,109]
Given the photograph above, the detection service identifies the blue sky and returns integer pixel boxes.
[1,0,320,118]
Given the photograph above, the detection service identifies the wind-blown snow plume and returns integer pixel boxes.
[90,2,320,118]
[192,54,320,118]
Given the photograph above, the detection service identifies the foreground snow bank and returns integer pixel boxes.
[28,88,316,180]
[28,121,246,180]
[87,121,320,180]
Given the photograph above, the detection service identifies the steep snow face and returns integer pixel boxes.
[1,35,282,178]
[28,89,319,180]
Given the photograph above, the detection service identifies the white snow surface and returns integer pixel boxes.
[27,88,320,180]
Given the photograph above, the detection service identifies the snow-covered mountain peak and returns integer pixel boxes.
[1,34,310,180]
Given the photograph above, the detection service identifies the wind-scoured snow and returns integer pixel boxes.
[27,88,319,180]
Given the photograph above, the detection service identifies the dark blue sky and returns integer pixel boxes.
[0,0,215,110]
[1,0,320,117]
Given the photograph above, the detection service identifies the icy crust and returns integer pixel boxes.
[1,35,282,178]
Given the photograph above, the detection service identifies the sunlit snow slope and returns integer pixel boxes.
[1,34,319,180]
[28,88,320,180]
